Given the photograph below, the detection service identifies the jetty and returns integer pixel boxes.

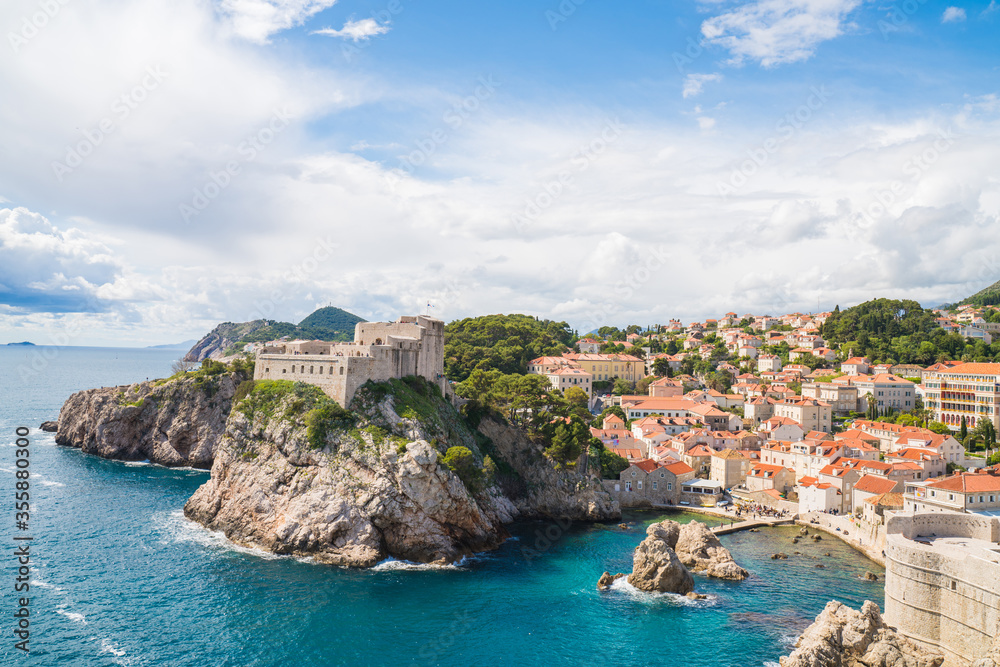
[711,517,795,535]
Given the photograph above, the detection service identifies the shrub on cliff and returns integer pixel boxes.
[305,402,355,449]
[441,446,485,492]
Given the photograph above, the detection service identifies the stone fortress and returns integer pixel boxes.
[884,511,1000,666]
[253,315,446,408]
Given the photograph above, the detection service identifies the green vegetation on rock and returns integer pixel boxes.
[440,446,485,492]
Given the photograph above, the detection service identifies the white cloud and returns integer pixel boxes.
[983,1,999,17]
[0,207,135,313]
[220,0,339,43]
[941,6,967,23]
[683,73,723,99]
[312,18,390,41]
[701,0,862,67]
[697,116,717,130]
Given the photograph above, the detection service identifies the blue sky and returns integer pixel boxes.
[1,0,999,345]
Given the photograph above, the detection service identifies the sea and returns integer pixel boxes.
[0,345,885,666]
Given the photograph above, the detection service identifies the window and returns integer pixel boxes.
[265,368,269,373]
[638,481,643,490]
[667,483,672,490]
[282,369,287,373]
[340,367,344,375]
[652,481,657,490]
[631,471,636,477]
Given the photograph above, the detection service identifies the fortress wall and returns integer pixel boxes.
[883,513,1000,666]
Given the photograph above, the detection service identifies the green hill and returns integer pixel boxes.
[941,278,1000,309]
[185,306,366,361]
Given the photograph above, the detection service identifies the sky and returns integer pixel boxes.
[1,0,999,346]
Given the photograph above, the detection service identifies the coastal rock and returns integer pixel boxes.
[771,553,789,560]
[863,572,879,581]
[686,592,707,600]
[800,528,809,535]
[597,571,626,590]
[476,418,620,521]
[674,521,749,580]
[780,600,944,667]
[185,381,518,566]
[55,369,247,467]
[183,320,271,362]
[39,421,57,432]
[812,534,822,541]
[627,522,694,594]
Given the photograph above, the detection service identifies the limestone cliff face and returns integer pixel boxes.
[184,380,519,566]
[781,600,944,667]
[476,417,620,521]
[184,320,270,362]
[55,371,247,468]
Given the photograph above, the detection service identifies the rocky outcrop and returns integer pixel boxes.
[185,379,523,566]
[184,320,271,362]
[476,417,619,521]
[39,421,57,432]
[597,571,626,590]
[780,600,944,667]
[627,522,694,594]
[55,370,247,467]
[674,521,749,580]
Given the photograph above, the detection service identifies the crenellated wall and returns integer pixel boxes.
[883,511,1000,666]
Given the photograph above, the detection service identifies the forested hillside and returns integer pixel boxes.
[444,314,575,381]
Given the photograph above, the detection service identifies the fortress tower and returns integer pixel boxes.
[253,315,446,408]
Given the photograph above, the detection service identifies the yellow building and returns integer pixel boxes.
[563,353,646,382]
[923,362,1000,431]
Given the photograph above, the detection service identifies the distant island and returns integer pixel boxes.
[146,340,198,350]
[6,341,35,346]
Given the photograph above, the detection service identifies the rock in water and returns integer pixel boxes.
[674,521,749,580]
[863,571,879,581]
[39,421,57,432]
[627,522,693,594]
[780,600,944,667]
[597,572,626,590]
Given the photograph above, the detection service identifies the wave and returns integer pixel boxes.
[154,509,286,561]
[57,607,87,625]
[31,578,65,594]
[372,556,470,571]
[39,479,66,487]
[607,577,716,606]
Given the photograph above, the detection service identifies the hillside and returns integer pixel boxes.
[184,306,365,361]
[941,278,1000,309]
[444,314,575,382]
[820,298,997,364]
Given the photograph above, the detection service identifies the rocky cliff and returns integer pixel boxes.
[780,600,944,667]
[183,377,617,566]
[184,320,271,361]
[674,521,749,580]
[476,417,620,521]
[55,368,248,468]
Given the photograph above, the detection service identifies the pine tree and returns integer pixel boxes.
[960,416,968,442]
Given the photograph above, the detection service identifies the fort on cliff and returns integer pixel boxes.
[884,511,1000,666]
[253,315,446,408]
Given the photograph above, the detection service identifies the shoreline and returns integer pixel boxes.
[795,513,886,568]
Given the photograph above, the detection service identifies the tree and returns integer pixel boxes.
[974,418,996,450]
[652,357,671,377]
[443,314,574,382]
[171,358,194,374]
[563,386,591,420]
[599,448,630,479]
[613,378,635,395]
[441,446,484,491]
[927,421,952,435]
[960,416,968,442]
[545,419,588,467]
[595,405,627,427]
[635,376,655,395]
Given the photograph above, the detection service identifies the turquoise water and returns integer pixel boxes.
[0,346,885,666]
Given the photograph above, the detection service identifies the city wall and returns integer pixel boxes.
[884,512,1000,666]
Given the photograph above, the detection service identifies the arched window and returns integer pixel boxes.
[339,367,344,375]
[310,366,314,374]
[375,338,383,345]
